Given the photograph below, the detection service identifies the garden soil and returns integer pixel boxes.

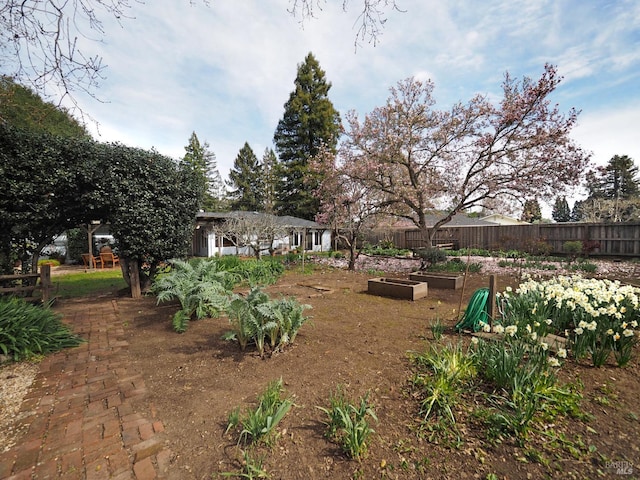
[112,265,640,480]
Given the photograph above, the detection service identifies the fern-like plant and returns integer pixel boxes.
[153,258,236,332]
[256,296,311,350]
[225,288,311,356]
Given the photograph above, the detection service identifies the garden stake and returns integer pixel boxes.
[456,249,473,323]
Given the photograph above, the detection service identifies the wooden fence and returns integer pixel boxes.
[366,222,640,257]
[0,264,53,303]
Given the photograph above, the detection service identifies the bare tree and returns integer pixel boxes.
[223,213,289,259]
[579,198,640,223]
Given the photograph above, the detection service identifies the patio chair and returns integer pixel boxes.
[81,253,102,269]
[100,252,120,269]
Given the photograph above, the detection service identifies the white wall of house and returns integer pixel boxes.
[199,229,331,257]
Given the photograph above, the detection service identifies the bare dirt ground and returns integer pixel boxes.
[112,258,640,480]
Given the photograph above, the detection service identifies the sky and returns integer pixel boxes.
[69,0,640,211]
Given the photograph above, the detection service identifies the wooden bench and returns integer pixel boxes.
[273,245,291,255]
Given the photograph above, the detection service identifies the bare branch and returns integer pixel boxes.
[288,0,404,48]
[0,0,136,111]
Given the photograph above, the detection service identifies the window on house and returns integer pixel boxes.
[221,235,235,247]
[314,231,321,246]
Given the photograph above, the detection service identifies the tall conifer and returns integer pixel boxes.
[227,142,263,211]
[273,52,341,220]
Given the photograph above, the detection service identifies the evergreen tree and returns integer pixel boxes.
[520,199,542,223]
[182,131,225,211]
[227,142,264,211]
[552,196,571,222]
[571,199,585,222]
[273,52,341,220]
[586,155,639,200]
[262,148,278,214]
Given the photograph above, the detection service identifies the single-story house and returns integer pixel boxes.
[192,211,332,257]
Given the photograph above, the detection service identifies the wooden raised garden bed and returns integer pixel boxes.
[367,277,428,301]
[409,272,463,290]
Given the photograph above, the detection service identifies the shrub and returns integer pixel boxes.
[563,241,583,262]
[427,260,482,273]
[523,239,552,256]
[415,247,448,269]
[361,243,411,257]
[232,258,284,286]
[456,248,492,257]
[582,240,601,256]
[38,259,60,267]
[570,260,597,273]
[0,297,83,360]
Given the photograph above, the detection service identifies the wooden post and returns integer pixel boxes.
[488,274,498,326]
[40,264,52,303]
[301,228,306,272]
[84,222,101,270]
[129,259,141,299]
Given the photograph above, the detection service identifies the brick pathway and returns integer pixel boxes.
[0,298,171,479]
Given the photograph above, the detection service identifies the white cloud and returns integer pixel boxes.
[572,103,640,166]
[60,0,640,185]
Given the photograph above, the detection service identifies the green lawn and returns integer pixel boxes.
[52,269,127,299]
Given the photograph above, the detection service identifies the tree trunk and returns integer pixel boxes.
[347,234,358,271]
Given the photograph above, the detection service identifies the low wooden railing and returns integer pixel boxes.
[0,264,53,303]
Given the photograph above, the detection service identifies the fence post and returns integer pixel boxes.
[488,274,497,326]
[40,264,52,303]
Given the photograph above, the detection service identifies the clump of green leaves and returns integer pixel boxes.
[220,448,269,479]
[0,297,83,360]
[230,258,285,286]
[317,385,378,460]
[415,247,448,270]
[226,378,293,446]
[361,242,412,257]
[409,342,476,424]
[472,333,584,445]
[563,240,583,263]
[426,260,482,273]
[430,318,446,341]
[153,258,236,332]
[153,257,286,333]
[224,287,311,357]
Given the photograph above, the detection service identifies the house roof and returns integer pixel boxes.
[196,211,325,229]
[382,214,498,229]
[480,213,529,225]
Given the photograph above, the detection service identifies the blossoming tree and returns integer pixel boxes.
[336,64,591,246]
